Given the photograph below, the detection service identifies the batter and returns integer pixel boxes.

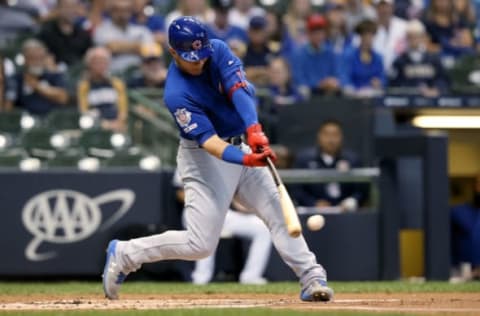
[102,16,333,302]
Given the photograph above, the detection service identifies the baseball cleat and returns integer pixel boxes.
[300,279,334,302]
[102,239,127,300]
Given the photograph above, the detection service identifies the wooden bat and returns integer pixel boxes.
[266,157,302,238]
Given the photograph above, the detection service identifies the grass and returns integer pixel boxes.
[0,281,479,296]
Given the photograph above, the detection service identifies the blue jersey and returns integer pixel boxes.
[164,39,255,145]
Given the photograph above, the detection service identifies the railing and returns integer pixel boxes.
[278,167,381,213]
[279,167,380,183]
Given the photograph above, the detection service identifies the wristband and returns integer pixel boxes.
[221,144,245,165]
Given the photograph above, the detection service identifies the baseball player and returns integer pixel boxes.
[103,16,333,302]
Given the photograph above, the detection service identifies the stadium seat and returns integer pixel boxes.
[0,149,25,168]
[0,111,22,134]
[103,150,144,167]
[79,129,113,148]
[79,129,132,158]
[449,55,480,95]
[45,109,81,131]
[46,148,84,167]
[20,128,57,159]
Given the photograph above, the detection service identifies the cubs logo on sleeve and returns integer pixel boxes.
[174,108,198,133]
[174,108,192,127]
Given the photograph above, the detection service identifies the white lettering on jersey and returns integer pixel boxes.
[87,88,118,106]
[183,123,198,133]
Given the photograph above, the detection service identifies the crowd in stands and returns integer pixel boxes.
[1,0,480,119]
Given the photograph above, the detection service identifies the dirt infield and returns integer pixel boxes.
[1,292,480,314]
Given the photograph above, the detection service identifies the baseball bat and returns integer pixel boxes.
[266,157,302,238]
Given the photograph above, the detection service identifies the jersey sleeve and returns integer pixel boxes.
[212,39,258,128]
[165,92,216,145]
[213,39,254,99]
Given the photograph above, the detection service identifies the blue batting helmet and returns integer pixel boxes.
[168,16,214,62]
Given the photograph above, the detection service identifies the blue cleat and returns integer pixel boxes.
[300,279,334,302]
[102,240,127,300]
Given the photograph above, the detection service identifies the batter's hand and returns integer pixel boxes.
[243,147,277,167]
[246,123,269,153]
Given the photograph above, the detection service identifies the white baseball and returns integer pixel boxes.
[307,214,325,231]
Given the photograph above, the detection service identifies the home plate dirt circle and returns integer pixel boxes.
[1,293,480,314]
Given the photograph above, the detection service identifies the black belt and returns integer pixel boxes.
[225,135,243,145]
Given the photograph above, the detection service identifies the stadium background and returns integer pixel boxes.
[0,0,479,314]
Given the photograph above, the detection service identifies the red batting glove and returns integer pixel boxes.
[246,123,269,153]
[264,146,277,163]
[243,147,277,167]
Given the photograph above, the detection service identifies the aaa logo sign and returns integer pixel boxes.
[22,189,135,261]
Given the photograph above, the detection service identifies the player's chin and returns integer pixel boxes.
[187,65,206,76]
[188,69,203,76]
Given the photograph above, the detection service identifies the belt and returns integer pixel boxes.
[225,135,243,145]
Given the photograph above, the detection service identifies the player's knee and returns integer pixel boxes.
[190,244,214,259]
[188,235,216,259]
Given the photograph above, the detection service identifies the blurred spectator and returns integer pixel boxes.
[292,119,363,212]
[127,43,167,89]
[422,0,474,59]
[343,0,377,32]
[0,0,38,48]
[393,0,425,19]
[82,0,105,31]
[454,0,477,28]
[132,0,166,45]
[228,0,265,30]
[267,57,303,106]
[94,0,155,74]
[474,0,480,25]
[282,0,311,58]
[165,0,214,28]
[243,15,275,87]
[343,19,385,98]
[206,0,248,44]
[325,0,355,58]
[372,0,408,71]
[173,169,272,285]
[0,56,16,111]
[11,39,69,116]
[37,0,92,67]
[15,0,57,22]
[264,12,282,53]
[227,38,248,59]
[451,173,480,280]
[77,47,128,132]
[292,14,342,96]
[389,20,449,97]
